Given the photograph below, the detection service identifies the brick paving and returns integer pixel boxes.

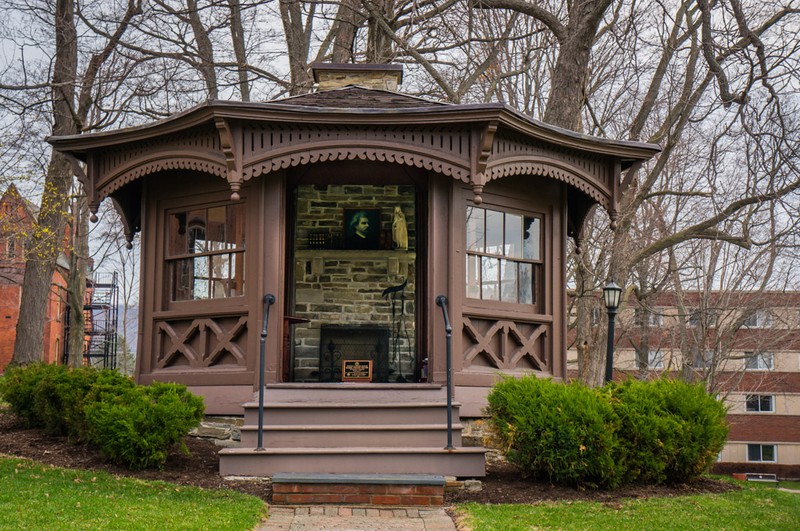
[257,506,457,530]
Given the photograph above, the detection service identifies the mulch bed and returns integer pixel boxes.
[0,410,737,505]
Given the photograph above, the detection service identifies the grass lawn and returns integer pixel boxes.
[0,456,266,530]
[457,481,800,531]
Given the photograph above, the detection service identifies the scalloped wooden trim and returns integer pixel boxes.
[243,144,471,183]
[486,157,610,209]
[97,155,227,201]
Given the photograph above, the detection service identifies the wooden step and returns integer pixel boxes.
[238,423,463,447]
[218,447,486,477]
[243,402,459,425]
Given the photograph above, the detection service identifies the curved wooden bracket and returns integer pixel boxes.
[215,118,243,200]
[469,121,498,205]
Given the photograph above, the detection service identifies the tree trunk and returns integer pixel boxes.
[13,0,78,365]
[227,0,249,101]
[67,196,89,367]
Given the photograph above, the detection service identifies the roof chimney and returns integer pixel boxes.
[310,63,403,92]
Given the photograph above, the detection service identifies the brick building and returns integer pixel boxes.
[569,291,800,478]
[0,184,70,371]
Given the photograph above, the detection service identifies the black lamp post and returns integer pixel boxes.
[603,281,622,383]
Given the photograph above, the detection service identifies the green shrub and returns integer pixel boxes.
[84,382,205,470]
[487,375,623,489]
[487,375,728,489]
[0,363,64,425]
[611,379,728,484]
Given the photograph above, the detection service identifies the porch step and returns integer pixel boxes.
[271,473,445,506]
[218,447,486,477]
[238,423,463,447]
[219,384,486,478]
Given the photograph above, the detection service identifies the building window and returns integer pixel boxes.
[745,395,774,413]
[747,444,776,462]
[638,350,664,370]
[743,309,773,328]
[745,351,774,371]
[634,308,663,327]
[695,350,714,369]
[166,203,246,301]
[465,206,541,304]
[7,238,15,258]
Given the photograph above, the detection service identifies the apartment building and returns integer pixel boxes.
[568,291,800,478]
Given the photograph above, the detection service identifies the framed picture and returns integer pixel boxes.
[343,208,381,249]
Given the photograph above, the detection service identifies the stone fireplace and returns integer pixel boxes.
[290,183,418,382]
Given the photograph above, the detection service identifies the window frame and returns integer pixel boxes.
[464,201,544,309]
[743,309,773,329]
[745,351,774,371]
[745,394,775,413]
[162,198,247,307]
[747,443,777,463]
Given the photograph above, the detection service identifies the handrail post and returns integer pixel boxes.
[256,294,276,451]
[436,295,454,450]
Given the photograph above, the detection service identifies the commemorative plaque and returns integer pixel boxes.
[342,360,372,381]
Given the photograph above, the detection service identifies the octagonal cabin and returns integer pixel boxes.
[49,64,658,424]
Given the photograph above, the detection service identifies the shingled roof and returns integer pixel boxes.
[273,85,446,109]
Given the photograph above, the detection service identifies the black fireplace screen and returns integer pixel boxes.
[319,325,390,382]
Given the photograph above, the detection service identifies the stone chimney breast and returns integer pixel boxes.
[310,63,403,92]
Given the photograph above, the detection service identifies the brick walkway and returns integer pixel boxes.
[257,506,457,530]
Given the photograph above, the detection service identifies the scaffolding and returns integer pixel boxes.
[63,272,119,369]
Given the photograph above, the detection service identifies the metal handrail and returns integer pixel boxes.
[436,295,454,450]
[256,293,276,451]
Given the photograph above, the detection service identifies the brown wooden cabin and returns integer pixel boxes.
[48,64,659,477]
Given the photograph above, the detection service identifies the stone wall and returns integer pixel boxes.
[291,184,418,382]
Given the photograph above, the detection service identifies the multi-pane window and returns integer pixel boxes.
[747,444,776,462]
[634,309,663,327]
[745,351,774,371]
[744,309,773,328]
[166,203,245,301]
[637,350,664,370]
[465,206,541,304]
[745,395,774,413]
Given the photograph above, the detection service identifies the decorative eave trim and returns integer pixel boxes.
[47,101,660,166]
[243,142,471,183]
[485,156,611,210]
[469,121,499,205]
[96,153,227,202]
[214,117,244,200]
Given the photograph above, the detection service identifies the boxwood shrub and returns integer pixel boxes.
[487,375,728,489]
[487,375,623,489]
[84,382,205,470]
[0,364,204,470]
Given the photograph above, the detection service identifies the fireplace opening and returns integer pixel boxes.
[319,325,390,382]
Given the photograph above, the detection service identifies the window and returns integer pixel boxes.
[638,350,664,370]
[634,308,662,327]
[695,350,714,369]
[745,395,774,413]
[166,203,245,301]
[465,205,541,304]
[744,309,773,328]
[745,351,774,371]
[747,444,776,462]
[687,309,700,328]
[7,238,15,258]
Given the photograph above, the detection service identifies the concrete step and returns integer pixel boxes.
[218,447,486,478]
[238,423,463,447]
